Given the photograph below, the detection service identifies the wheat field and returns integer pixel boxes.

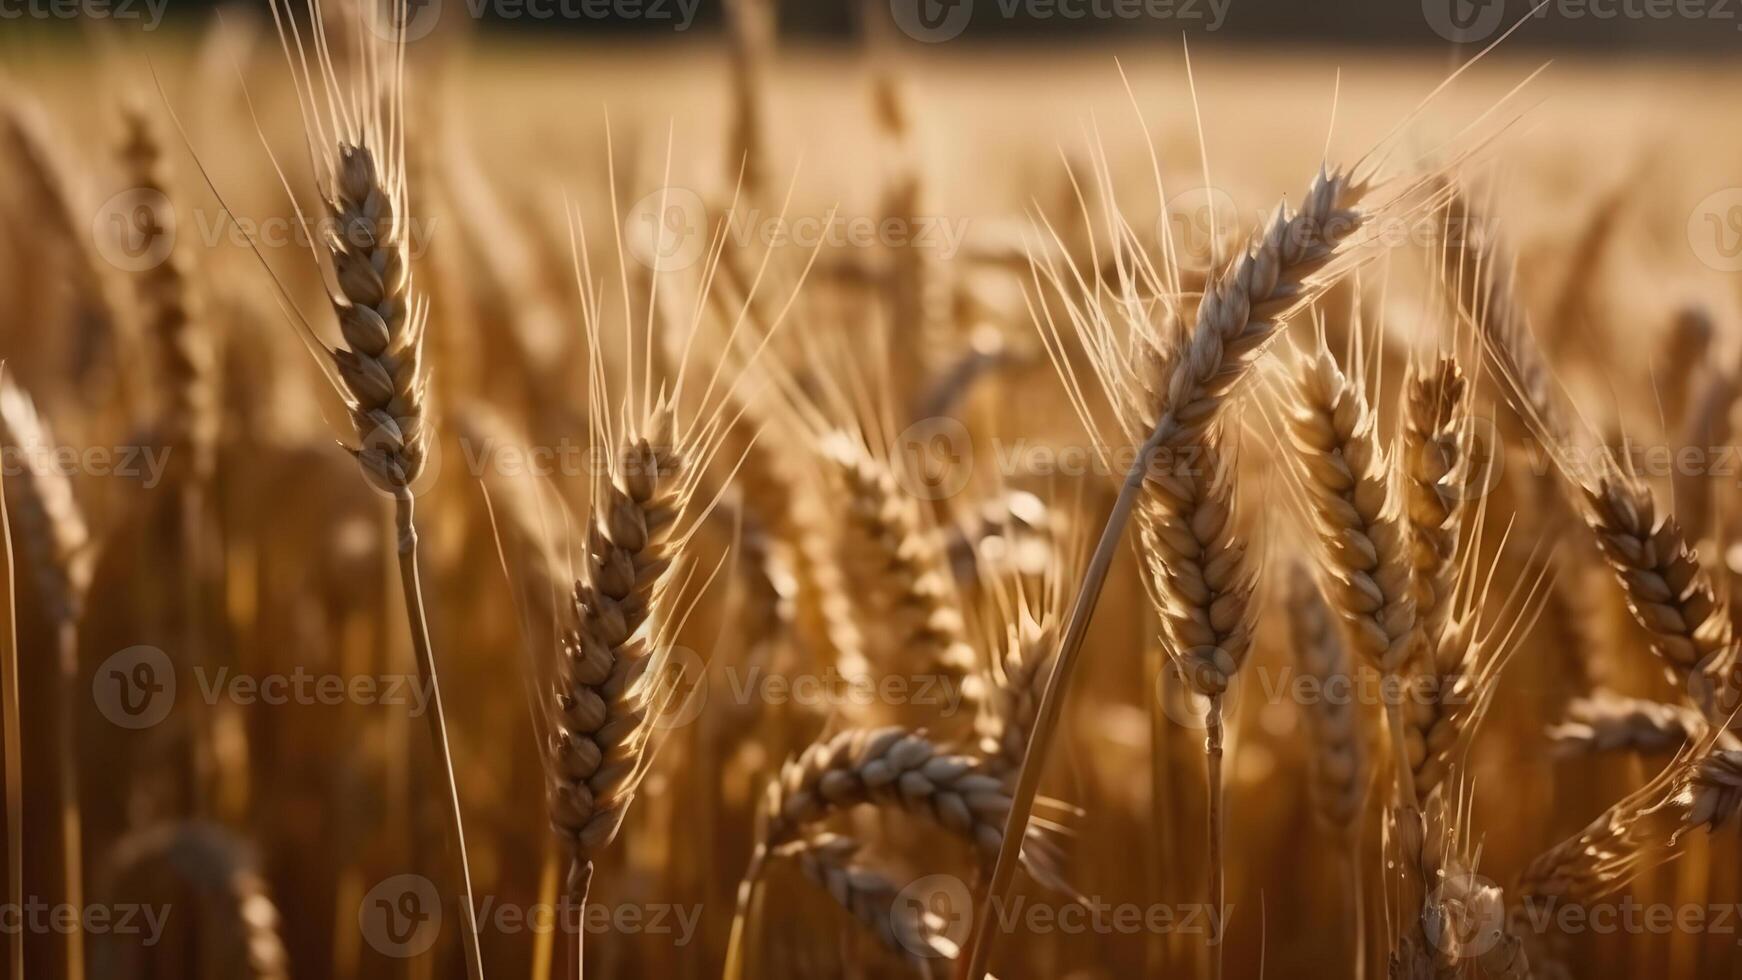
[2,4,1742,979]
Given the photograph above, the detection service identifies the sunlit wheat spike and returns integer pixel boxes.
[1284,336,1416,675]
[0,376,90,623]
[118,103,219,480]
[1549,690,1738,757]
[1285,562,1366,833]
[773,834,959,967]
[1401,355,1468,644]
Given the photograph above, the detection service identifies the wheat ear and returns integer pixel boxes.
[547,404,685,900]
[823,432,984,724]
[1401,356,1468,644]
[1549,690,1739,756]
[1283,332,1422,812]
[964,166,1372,980]
[1136,431,1255,980]
[265,5,478,973]
[0,377,91,980]
[118,103,218,479]
[1286,562,1367,833]
[773,834,959,968]
[1581,470,1735,719]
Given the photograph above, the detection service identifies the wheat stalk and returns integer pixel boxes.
[964,165,1372,980]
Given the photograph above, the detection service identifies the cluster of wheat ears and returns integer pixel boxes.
[1,2,1740,979]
